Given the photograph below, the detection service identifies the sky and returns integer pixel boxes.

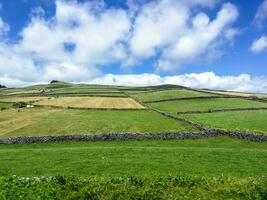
[0,0,267,92]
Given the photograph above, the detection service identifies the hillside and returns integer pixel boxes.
[0,83,267,199]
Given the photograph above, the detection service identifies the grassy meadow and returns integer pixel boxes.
[149,98,267,114]
[133,89,216,102]
[0,108,196,137]
[1,137,266,177]
[182,110,267,134]
[0,82,267,199]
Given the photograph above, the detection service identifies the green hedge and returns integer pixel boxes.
[0,176,266,200]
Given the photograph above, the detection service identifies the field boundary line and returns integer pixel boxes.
[33,105,148,111]
[1,131,267,144]
[177,107,267,114]
[144,96,238,103]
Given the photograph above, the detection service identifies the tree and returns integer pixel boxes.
[50,80,60,84]
[0,84,6,88]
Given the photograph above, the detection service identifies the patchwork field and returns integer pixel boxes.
[201,89,267,98]
[182,110,267,134]
[0,82,267,199]
[34,97,145,109]
[0,96,48,103]
[133,89,216,102]
[0,108,196,137]
[149,98,267,114]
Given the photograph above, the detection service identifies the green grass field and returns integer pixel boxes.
[133,89,216,102]
[1,108,196,137]
[1,83,267,199]
[0,102,11,110]
[0,137,266,177]
[182,110,267,134]
[149,98,267,114]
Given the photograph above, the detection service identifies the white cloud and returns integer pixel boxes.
[127,1,238,70]
[0,0,131,84]
[89,72,267,93]
[250,36,267,53]
[0,18,9,35]
[0,0,241,87]
[254,0,267,28]
[156,3,238,71]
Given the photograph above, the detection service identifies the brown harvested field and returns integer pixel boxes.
[0,97,48,103]
[34,97,146,109]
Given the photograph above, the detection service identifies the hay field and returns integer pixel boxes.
[200,90,267,98]
[34,97,145,109]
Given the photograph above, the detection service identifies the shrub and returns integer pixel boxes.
[12,102,27,109]
[0,176,266,200]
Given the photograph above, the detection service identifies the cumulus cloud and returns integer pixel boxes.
[0,0,241,87]
[89,72,267,93]
[127,0,238,70]
[156,3,238,71]
[0,0,131,84]
[250,36,267,53]
[254,0,267,28]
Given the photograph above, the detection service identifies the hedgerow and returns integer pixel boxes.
[0,176,266,200]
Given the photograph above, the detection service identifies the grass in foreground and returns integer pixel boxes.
[0,137,266,177]
[149,98,267,114]
[1,108,195,137]
[133,89,216,102]
[182,110,267,134]
[1,176,266,200]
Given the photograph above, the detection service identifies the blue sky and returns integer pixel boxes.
[0,0,267,92]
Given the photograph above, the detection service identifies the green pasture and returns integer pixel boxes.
[0,137,266,177]
[134,89,218,102]
[149,98,267,114]
[182,110,267,134]
[1,108,196,137]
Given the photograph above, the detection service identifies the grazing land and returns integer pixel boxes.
[1,137,266,177]
[34,97,145,109]
[0,96,48,103]
[1,108,195,137]
[149,98,267,114]
[0,82,267,199]
[182,110,267,134]
[133,89,216,102]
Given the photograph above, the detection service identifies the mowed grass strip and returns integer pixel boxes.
[134,89,218,102]
[34,97,145,109]
[182,110,267,134]
[149,98,267,114]
[0,137,266,177]
[2,108,196,137]
[0,108,59,136]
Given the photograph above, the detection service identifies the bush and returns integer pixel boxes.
[12,102,27,109]
[0,176,266,200]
